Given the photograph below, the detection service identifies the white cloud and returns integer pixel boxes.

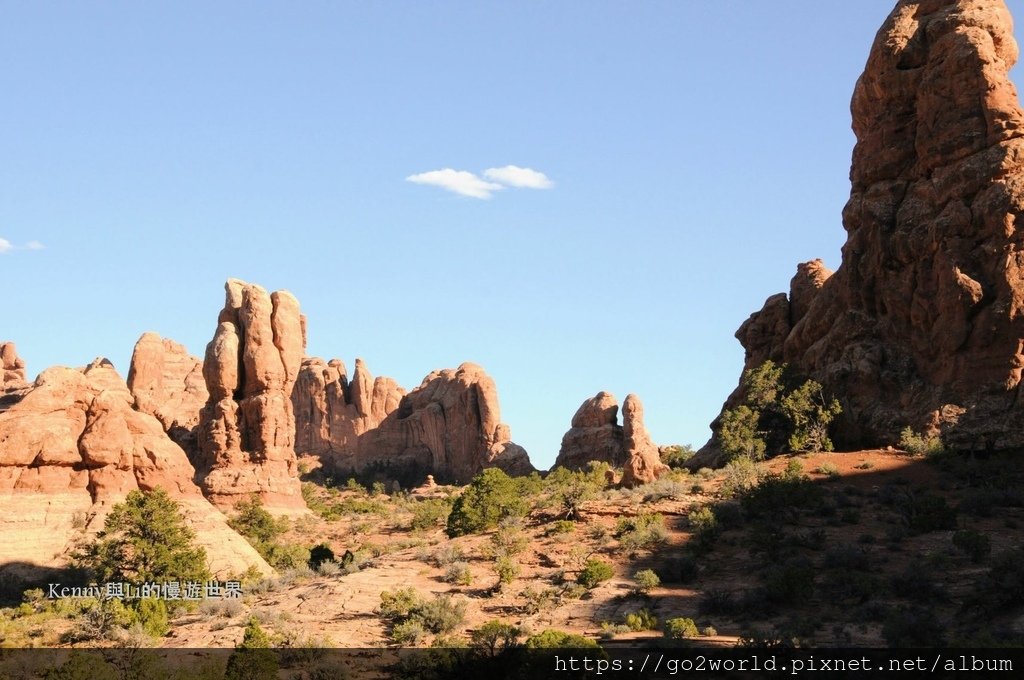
[0,238,45,253]
[483,165,554,189]
[406,168,504,200]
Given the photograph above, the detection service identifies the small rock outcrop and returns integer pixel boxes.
[197,279,307,511]
[1,342,28,394]
[293,360,533,485]
[0,359,271,577]
[127,332,208,459]
[554,391,667,486]
[620,393,670,488]
[554,392,626,470]
[699,0,1024,465]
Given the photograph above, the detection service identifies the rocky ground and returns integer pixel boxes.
[4,447,1021,650]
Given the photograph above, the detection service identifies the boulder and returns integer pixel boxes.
[553,391,626,470]
[620,393,670,487]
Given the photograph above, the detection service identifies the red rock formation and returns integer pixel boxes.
[554,391,667,486]
[1,342,28,393]
[293,360,533,485]
[0,359,271,577]
[700,0,1024,465]
[553,391,626,470]
[127,332,208,459]
[197,279,306,511]
[620,394,670,488]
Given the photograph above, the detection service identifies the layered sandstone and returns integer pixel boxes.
[127,332,208,459]
[0,359,271,577]
[293,360,533,485]
[553,392,626,470]
[699,0,1024,466]
[197,279,307,511]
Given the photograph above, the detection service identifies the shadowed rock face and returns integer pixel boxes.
[699,0,1024,466]
[127,332,209,460]
[0,359,272,577]
[197,279,307,511]
[292,359,533,485]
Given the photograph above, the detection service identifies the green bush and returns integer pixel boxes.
[624,608,658,631]
[133,597,169,638]
[577,559,614,589]
[633,569,661,594]
[446,468,528,537]
[379,587,423,620]
[687,506,719,549]
[719,405,766,461]
[898,427,944,456]
[660,444,695,468]
[525,630,599,648]
[470,620,523,655]
[443,562,473,586]
[781,380,841,453]
[615,512,668,554]
[720,457,759,497]
[416,594,467,634]
[903,494,957,534]
[546,520,576,536]
[544,466,603,521]
[391,620,426,645]
[664,617,699,639]
[952,529,991,563]
[495,556,520,586]
[411,498,452,531]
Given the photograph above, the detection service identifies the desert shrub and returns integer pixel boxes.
[494,557,520,586]
[261,541,311,570]
[952,528,991,563]
[379,587,423,620]
[488,523,528,559]
[544,466,604,520]
[391,620,426,645]
[687,506,719,549]
[133,597,169,638]
[890,564,947,604]
[882,606,945,648]
[664,617,699,639]
[762,558,814,605]
[416,594,467,634]
[972,548,1024,614]
[624,608,658,632]
[719,405,766,462]
[577,559,614,589]
[446,468,528,537]
[642,477,689,502]
[317,560,341,576]
[781,380,841,453]
[308,543,335,570]
[470,620,523,655]
[702,626,717,637]
[660,444,695,468]
[74,488,210,587]
[741,467,822,517]
[519,586,559,615]
[902,494,957,534]
[720,457,759,497]
[410,498,452,531]
[443,562,473,586]
[898,427,944,456]
[633,569,660,594]
[545,520,576,536]
[615,512,667,554]
[713,501,744,529]
[659,554,698,584]
[71,597,134,642]
[699,589,736,615]
[430,545,465,568]
[229,496,288,545]
[814,463,841,477]
[525,630,599,648]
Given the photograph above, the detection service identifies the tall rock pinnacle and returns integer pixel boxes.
[700,0,1024,464]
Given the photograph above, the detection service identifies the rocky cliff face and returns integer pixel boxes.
[555,391,667,487]
[1,342,28,395]
[0,358,271,577]
[700,0,1024,465]
[197,279,307,511]
[127,332,209,460]
[293,360,533,485]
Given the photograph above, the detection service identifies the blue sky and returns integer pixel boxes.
[5,1,1023,469]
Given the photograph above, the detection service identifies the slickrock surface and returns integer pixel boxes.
[197,279,307,512]
[0,359,271,577]
[127,332,208,459]
[554,391,626,470]
[699,0,1024,465]
[293,360,533,485]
